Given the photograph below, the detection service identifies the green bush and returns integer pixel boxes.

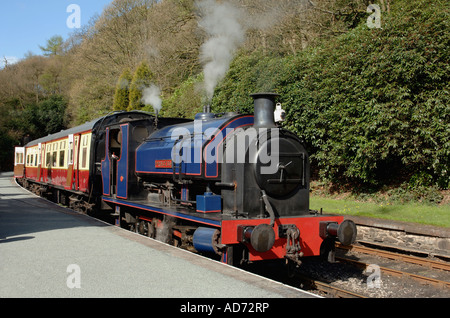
[113,68,132,111]
[128,61,153,111]
[0,128,18,171]
[211,0,449,191]
[213,51,286,114]
[160,74,204,118]
[7,95,68,140]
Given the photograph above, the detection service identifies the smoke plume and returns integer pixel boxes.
[141,84,162,115]
[197,0,246,102]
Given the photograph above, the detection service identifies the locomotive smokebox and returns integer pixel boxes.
[250,92,279,129]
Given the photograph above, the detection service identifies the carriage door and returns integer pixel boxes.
[65,134,74,190]
[14,147,25,178]
[116,124,129,199]
[72,135,81,191]
[37,143,45,181]
[101,128,111,196]
[101,124,129,199]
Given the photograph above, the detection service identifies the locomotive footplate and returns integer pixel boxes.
[103,196,223,228]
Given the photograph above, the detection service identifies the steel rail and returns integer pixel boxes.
[336,256,450,289]
[337,243,450,272]
[295,273,367,298]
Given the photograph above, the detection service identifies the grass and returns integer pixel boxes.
[310,195,450,228]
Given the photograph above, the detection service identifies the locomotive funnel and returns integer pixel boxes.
[250,92,279,129]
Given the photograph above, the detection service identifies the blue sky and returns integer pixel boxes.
[0,0,113,68]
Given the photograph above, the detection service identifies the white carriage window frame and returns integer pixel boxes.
[80,134,90,169]
[52,142,58,167]
[14,147,25,166]
[68,134,74,165]
[46,144,51,167]
[59,140,66,168]
[38,143,42,166]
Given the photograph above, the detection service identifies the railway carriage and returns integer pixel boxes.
[14,112,168,212]
[14,93,356,268]
[15,120,96,198]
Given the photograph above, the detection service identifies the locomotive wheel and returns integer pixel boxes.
[147,220,157,239]
[138,221,147,236]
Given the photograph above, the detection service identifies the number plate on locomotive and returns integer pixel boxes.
[155,160,172,168]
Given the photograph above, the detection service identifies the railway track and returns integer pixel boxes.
[337,243,450,273]
[294,272,368,298]
[336,243,450,289]
[263,239,450,298]
[283,242,450,298]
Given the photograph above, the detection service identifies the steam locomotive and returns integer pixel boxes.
[14,93,356,267]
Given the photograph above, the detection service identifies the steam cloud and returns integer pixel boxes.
[141,84,162,115]
[197,0,246,101]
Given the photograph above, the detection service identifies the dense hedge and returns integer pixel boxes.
[213,0,449,189]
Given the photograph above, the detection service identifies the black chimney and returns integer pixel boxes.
[250,92,279,129]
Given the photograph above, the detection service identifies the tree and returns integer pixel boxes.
[0,127,18,171]
[65,0,157,123]
[39,56,65,96]
[128,61,153,110]
[113,69,132,111]
[12,55,47,105]
[212,0,449,191]
[161,73,204,118]
[39,35,64,56]
[37,95,68,135]
[277,0,450,189]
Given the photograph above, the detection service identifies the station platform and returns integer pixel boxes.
[0,172,317,300]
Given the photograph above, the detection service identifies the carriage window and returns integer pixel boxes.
[59,141,66,167]
[38,145,41,166]
[59,150,65,167]
[74,136,79,169]
[69,140,74,165]
[82,148,87,168]
[52,149,57,167]
[16,152,23,165]
[46,145,51,166]
[80,134,89,169]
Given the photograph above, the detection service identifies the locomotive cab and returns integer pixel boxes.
[98,115,192,201]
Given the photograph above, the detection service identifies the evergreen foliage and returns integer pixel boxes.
[6,95,68,143]
[128,61,153,111]
[113,69,132,111]
[214,0,449,190]
[160,74,204,118]
[39,35,64,56]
